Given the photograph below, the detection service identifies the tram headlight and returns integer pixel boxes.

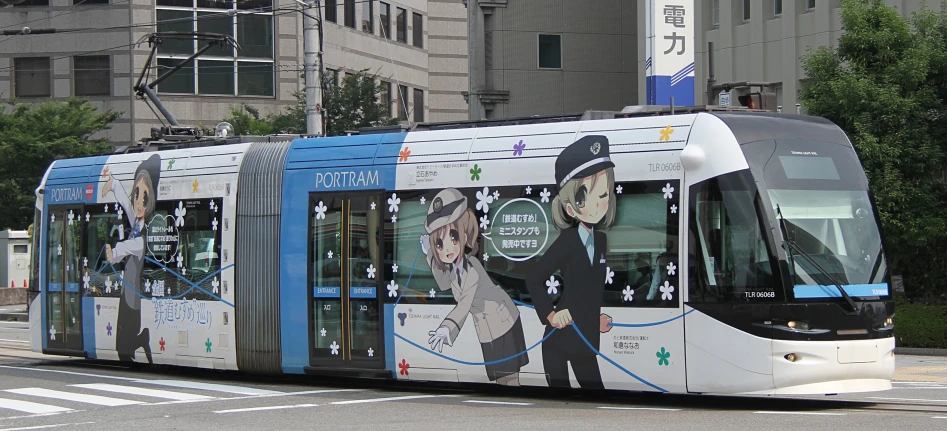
[885,317,893,327]
[787,321,809,331]
[784,353,799,362]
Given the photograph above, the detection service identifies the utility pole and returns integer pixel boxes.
[303,0,324,136]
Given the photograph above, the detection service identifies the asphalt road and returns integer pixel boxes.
[2,320,946,430]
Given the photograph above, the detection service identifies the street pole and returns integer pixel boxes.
[303,0,323,136]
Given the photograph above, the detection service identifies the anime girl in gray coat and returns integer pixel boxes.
[420,188,528,386]
[101,154,160,363]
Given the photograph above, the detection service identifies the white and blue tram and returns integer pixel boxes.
[28,110,894,395]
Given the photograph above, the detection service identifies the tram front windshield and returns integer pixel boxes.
[762,140,889,300]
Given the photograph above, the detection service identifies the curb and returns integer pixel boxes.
[895,347,947,357]
[0,312,27,322]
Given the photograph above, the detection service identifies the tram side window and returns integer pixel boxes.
[85,206,126,297]
[688,171,781,302]
[142,199,222,300]
[603,180,681,308]
[383,189,440,302]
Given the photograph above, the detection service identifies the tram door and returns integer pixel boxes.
[45,206,84,352]
[308,193,385,369]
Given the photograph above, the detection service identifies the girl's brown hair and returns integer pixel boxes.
[428,208,479,272]
[551,167,616,230]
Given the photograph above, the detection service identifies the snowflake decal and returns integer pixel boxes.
[320,328,327,337]
[368,348,374,357]
[479,215,490,230]
[525,186,532,195]
[392,263,399,273]
[212,277,220,294]
[483,252,489,262]
[662,183,675,200]
[367,264,376,279]
[670,204,678,214]
[329,341,340,356]
[605,267,615,285]
[420,196,426,205]
[616,185,623,195]
[540,188,551,203]
[429,289,436,298]
[475,187,494,213]
[391,215,397,224]
[493,190,500,201]
[314,201,328,220]
[327,250,334,259]
[660,281,675,301]
[370,202,377,211]
[545,276,559,295]
[622,286,634,303]
[387,280,399,298]
[399,359,410,376]
[174,202,186,227]
[387,193,401,213]
[667,262,677,276]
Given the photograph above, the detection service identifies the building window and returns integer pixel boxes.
[743,0,751,21]
[14,57,51,98]
[807,0,816,10]
[74,55,111,97]
[155,2,275,97]
[14,245,28,254]
[344,0,356,28]
[413,88,423,122]
[538,34,562,69]
[325,0,337,23]
[397,85,408,119]
[396,7,407,43]
[711,0,719,27]
[362,0,374,33]
[380,2,391,38]
[774,0,782,16]
[326,68,339,87]
[412,12,423,48]
[379,81,391,117]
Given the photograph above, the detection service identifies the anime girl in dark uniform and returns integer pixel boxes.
[526,135,616,389]
[101,154,160,363]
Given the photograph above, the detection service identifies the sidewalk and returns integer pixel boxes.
[0,304,27,322]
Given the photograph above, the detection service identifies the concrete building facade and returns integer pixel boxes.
[0,0,469,145]
[643,0,946,110]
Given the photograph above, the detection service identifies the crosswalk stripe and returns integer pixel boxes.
[132,380,282,396]
[0,398,74,414]
[70,384,214,401]
[4,388,142,407]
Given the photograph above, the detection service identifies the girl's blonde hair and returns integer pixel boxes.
[428,208,479,272]
[551,167,617,230]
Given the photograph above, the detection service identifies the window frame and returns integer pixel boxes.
[74,55,112,97]
[344,0,356,28]
[413,88,423,122]
[13,57,52,98]
[379,80,392,117]
[774,0,782,17]
[397,84,408,120]
[807,0,816,10]
[412,12,423,48]
[743,0,751,21]
[396,7,407,43]
[379,2,391,39]
[537,34,562,70]
[362,0,374,34]
[711,0,720,27]
[325,0,338,23]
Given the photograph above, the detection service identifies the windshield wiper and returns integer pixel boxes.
[776,204,858,312]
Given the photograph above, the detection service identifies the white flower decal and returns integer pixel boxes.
[49,327,56,341]
[367,264,376,279]
[483,253,489,262]
[623,286,634,302]
[210,200,217,213]
[329,341,340,356]
[83,257,88,268]
[540,188,551,203]
[144,280,151,293]
[82,272,91,291]
[605,267,615,285]
[392,263,399,273]
[660,281,675,301]
[525,186,532,195]
[545,276,559,295]
[420,197,426,205]
[117,206,124,219]
[476,187,494,213]
[670,204,678,214]
[429,289,436,298]
[327,250,334,259]
[493,190,500,201]
[368,348,374,357]
[85,212,90,222]
[667,262,677,276]
[67,210,75,225]
[320,328,327,337]
[388,193,401,213]
[616,185,623,194]
[176,253,184,269]
[314,201,328,220]
[50,214,56,223]
[370,202,377,211]
[212,218,218,231]
[391,214,397,223]
[173,203,187,227]
[387,280,399,297]
[57,244,62,256]
[212,277,220,294]
[663,183,675,200]
[479,215,490,230]
[103,204,109,213]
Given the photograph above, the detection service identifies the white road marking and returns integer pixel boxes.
[463,400,533,406]
[133,380,282,396]
[598,406,681,412]
[330,395,455,405]
[71,383,214,401]
[0,339,28,343]
[0,398,74,414]
[932,416,947,419]
[867,397,947,403]
[4,388,142,407]
[144,389,363,406]
[0,422,94,431]
[0,365,139,381]
[754,411,845,416]
[214,404,319,414]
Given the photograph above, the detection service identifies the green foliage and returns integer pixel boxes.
[894,302,947,349]
[0,99,120,230]
[221,70,398,137]
[799,0,947,301]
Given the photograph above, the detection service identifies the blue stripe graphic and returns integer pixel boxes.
[794,283,889,298]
